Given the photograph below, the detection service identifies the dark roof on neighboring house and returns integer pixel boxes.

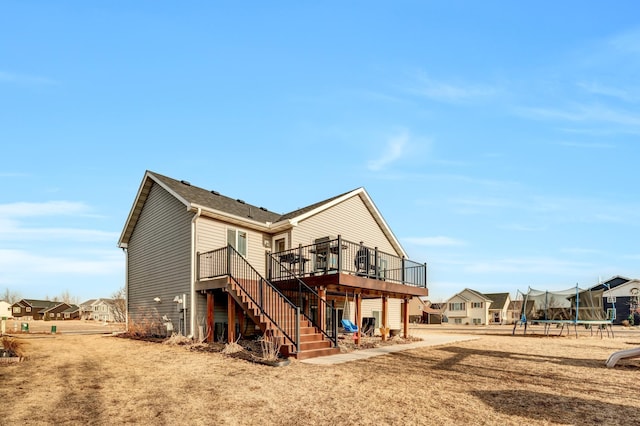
[590,275,632,291]
[16,299,58,309]
[484,293,510,310]
[63,305,80,314]
[80,299,97,307]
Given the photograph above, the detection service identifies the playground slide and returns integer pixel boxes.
[605,347,640,368]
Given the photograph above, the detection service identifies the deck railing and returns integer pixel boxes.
[198,245,300,352]
[267,253,338,347]
[268,236,427,288]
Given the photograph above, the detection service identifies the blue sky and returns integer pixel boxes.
[1,1,639,302]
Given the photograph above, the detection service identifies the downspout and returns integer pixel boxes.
[190,207,202,339]
[121,245,128,331]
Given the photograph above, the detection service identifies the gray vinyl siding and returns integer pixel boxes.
[292,195,398,255]
[127,182,193,335]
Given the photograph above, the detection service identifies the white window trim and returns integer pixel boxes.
[273,233,289,252]
[227,227,248,257]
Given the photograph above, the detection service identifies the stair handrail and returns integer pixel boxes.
[225,245,300,353]
[268,253,338,347]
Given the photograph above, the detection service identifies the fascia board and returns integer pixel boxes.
[191,203,284,233]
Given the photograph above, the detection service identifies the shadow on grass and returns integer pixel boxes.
[471,389,640,424]
[435,345,605,369]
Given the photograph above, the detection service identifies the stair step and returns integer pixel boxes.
[294,347,341,360]
[299,340,332,351]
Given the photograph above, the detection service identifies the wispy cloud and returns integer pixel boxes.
[465,256,589,276]
[367,130,410,171]
[403,236,468,247]
[609,28,640,54]
[577,81,638,103]
[411,74,497,103]
[0,201,92,217]
[0,249,122,276]
[558,141,615,149]
[0,70,57,86]
[519,103,640,128]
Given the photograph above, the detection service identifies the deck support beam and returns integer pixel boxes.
[403,298,410,339]
[227,292,236,343]
[206,291,214,343]
[318,287,326,334]
[381,296,388,341]
[355,292,362,346]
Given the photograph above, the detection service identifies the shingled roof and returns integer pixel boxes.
[119,170,406,257]
[483,292,510,310]
[150,171,283,224]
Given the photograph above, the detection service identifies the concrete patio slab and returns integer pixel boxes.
[301,333,478,365]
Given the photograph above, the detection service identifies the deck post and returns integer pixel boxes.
[227,292,236,343]
[337,235,342,272]
[403,298,410,338]
[382,296,388,342]
[355,292,362,346]
[206,291,214,343]
[318,287,326,334]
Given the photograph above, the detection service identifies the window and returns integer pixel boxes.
[26,307,32,312]
[13,307,21,313]
[449,302,465,311]
[606,296,616,304]
[454,318,462,324]
[49,313,55,318]
[227,228,247,257]
[472,302,483,309]
[607,308,616,320]
[472,318,482,325]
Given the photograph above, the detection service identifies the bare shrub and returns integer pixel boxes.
[163,333,192,346]
[126,307,164,338]
[1,336,25,357]
[259,334,282,361]
[221,342,244,354]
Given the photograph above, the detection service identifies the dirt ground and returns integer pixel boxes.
[2,322,640,425]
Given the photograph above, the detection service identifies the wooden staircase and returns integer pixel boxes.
[228,280,339,360]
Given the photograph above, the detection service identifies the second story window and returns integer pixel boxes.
[449,302,465,311]
[227,228,247,257]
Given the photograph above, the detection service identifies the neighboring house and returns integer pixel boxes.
[62,304,81,320]
[423,302,444,324]
[590,276,639,325]
[43,303,78,320]
[408,297,428,323]
[11,299,58,320]
[0,300,13,319]
[484,293,511,325]
[119,171,428,359]
[444,289,493,325]
[80,298,124,322]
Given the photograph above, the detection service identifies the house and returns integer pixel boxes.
[119,171,428,359]
[80,298,125,322]
[444,289,493,325]
[0,301,13,319]
[424,302,444,324]
[11,299,58,320]
[408,297,428,323]
[42,303,79,321]
[483,292,511,324]
[590,276,639,325]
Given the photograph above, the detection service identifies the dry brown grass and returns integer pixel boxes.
[1,325,639,425]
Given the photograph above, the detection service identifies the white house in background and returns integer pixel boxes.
[79,298,124,322]
[483,293,512,324]
[0,300,13,318]
[444,289,493,325]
